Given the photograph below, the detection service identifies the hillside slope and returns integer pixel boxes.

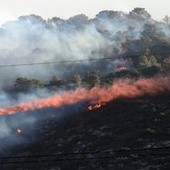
[1,94,170,169]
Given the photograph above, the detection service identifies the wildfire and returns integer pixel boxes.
[87,102,106,111]
[0,76,169,116]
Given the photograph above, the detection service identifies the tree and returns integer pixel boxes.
[130,8,151,20]
[84,70,101,88]
[49,76,65,87]
[138,53,162,71]
[19,14,46,25]
[14,77,45,91]
[148,55,159,66]
[148,55,161,67]
[162,56,170,71]
[138,55,151,69]
[163,15,170,26]
[72,74,82,87]
[114,70,139,79]
[141,23,166,40]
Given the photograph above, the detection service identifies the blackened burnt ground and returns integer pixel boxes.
[1,94,170,170]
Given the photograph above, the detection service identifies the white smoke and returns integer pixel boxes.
[0,9,157,88]
[0,118,11,139]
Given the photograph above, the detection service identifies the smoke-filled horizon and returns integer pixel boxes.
[0,8,170,90]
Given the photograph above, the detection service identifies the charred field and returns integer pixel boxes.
[1,93,170,170]
[0,7,170,170]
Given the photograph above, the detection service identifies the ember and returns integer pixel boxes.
[88,102,106,111]
[16,128,22,134]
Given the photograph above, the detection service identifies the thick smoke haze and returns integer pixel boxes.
[0,8,169,89]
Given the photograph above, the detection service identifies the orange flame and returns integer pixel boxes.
[87,102,106,111]
[0,76,169,115]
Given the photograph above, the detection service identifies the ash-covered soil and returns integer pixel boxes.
[0,94,170,170]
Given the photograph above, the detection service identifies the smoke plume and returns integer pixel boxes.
[0,8,169,88]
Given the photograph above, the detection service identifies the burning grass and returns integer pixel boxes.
[0,75,169,115]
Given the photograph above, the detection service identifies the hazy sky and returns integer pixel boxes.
[0,0,170,25]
